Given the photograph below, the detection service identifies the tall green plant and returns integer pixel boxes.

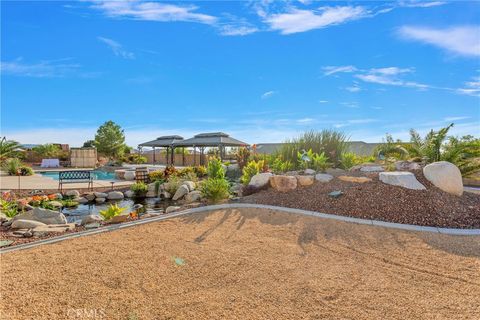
[240,160,264,185]
[0,138,22,161]
[407,123,453,163]
[94,120,126,159]
[207,157,225,179]
[277,130,348,169]
[32,144,61,158]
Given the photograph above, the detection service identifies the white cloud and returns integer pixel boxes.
[265,6,368,34]
[0,59,81,78]
[318,100,329,103]
[340,102,359,108]
[218,24,258,36]
[261,90,276,99]
[398,25,480,57]
[456,76,480,97]
[90,1,217,25]
[322,65,357,76]
[345,84,361,92]
[97,36,135,59]
[444,116,470,122]
[398,1,447,8]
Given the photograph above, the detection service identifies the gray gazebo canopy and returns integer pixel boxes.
[138,135,184,164]
[174,132,248,147]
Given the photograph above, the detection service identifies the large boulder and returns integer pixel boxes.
[94,192,108,198]
[315,173,334,183]
[12,207,67,225]
[185,190,202,203]
[270,175,297,192]
[248,173,273,189]
[76,197,89,204]
[123,171,136,181]
[107,191,124,200]
[11,219,46,229]
[95,198,106,204]
[65,190,80,197]
[173,185,189,201]
[296,175,314,186]
[379,172,426,190]
[423,161,463,196]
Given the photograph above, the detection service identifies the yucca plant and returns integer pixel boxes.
[240,160,264,185]
[99,203,126,220]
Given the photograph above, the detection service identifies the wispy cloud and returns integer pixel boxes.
[264,6,368,35]
[90,1,217,25]
[1,58,81,78]
[261,90,276,99]
[340,102,360,108]
[345,83,361,92]
[97,36,135,59]
[398,25,480,57]
[334,118,378,128]
[456,76,480,97]
[444,116,470,122]
[398,1,447,8]
[322,65,357,76]
[318,100,329,103]
[217,14,258,36]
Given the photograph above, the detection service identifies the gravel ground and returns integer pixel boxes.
[241,172,480,228]
[1,208,479,320]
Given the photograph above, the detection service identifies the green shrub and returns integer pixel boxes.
[240,160,264,185]
[99,203,126,220]
[311,152,331,172]
[61,199,79,207]
[176,167,198,181]
[193,165,207,178]
[20,166,34,176]
[340,152,358,170]
[123,153,147,164]
[235,147,250,169]
[200,178,230,203]
[165,175,182,194]
[32,144,61,158]
[207,157,225,179]
[0,199,18,218]
[270,157,293,174]
[130,182,148,197]
[277,129,349,169]
[148,170,165,181]
[2,158,33,176]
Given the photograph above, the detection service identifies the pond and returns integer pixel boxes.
[61,198,178,223]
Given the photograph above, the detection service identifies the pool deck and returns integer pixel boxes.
[0,172,133,191]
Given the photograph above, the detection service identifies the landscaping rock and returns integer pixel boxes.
[12,207,67,225]
[395,161,422,171]
[76,197,89,204]
[360,165,384,173]
[23,231,33,238]
[108,214,129,224]
[32,223,75,234]
[230,183,243,196]
[54,193,63,200]
[132,204,144,210]
[423,161,463,196]
[304,169,316,175]
[226,164,241,180]
[94,192,108,198]
[249,173,273,189]
[0,240,13,248]
[65,190,80,197]
[325,168,346,176]
[84,222,101,229]
[166,206,181,214]
[81,214,103,225]
[123,171,136,181]
[0,212,8,223]
[160,191,172,199]
[146,191,157,198]
[182,181,196,192]
[107,191,124,200]
[48,201,63,208]
[11,219,47,229]
[140,212,162,219]
[315,173,334,183]
[379,172,426,190]
[84,193,96,201]
[296,175,314,186]
[95,197,106,204]
[17,201,34,211]
[328,190,343,198]
[338,176,372,183]
[185,190,202,203]
[124,190,135,198]
[270,175,298,192]
[173,185,189,201]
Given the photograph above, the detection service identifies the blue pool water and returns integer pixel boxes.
[40,170,117,181]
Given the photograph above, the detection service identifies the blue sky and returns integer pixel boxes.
[1,0,479,147]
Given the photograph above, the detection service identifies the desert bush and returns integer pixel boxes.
[277,130,348,168]
[270,157,293,174]
[340,152,359,170]
[99,203,126,220]
[311,152,331,172]
[207,157,225,179]
[148,170,165,181]
[2,158,33,176]
[164,165,177,178]
[130,182,148,197]
[240,160,264,185]
[200,178,230,203]
[193,165,207,178]
[177,167,198,181]
[165,175,183,194]
[123,153,147,164]
[235,147,251,169]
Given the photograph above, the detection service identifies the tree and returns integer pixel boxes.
[32,144,61,158]
[82,140,95,148]
[0,137,22,162]
[94,121,126,159]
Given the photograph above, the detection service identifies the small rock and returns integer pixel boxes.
[0,212,8,223]
[325,168,346,176]
[124,190,135,198]
[160,191,172,199]
[132,204,144,210]
[84,222,101,229]
[270,175,298,192]
[84,193,96,201]
[328,190,343,198]
[108,214,129,224]
[65,190,80,197]
[23,231,33,238]
[185,190,202,203]
[395,161,422,171]
[81,214,103,225]
[315,173,334,182]
[338,176,372,183]
[165,206,181,214]
[107,191,124,200]
[54,193,63,200]
[94,192,108,198]
[304,169,316,175]
[11,219,47,229]
[0,240,13,248]
[182,181,196,192]
[295,175,314,186]
[48,201,63,208]
[77,197,89,204]
[173,185,189,201]
[249,173,273,188]
[95,197,106,204]
[360,165,384,172]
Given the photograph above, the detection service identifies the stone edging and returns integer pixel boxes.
[1,203,479,254]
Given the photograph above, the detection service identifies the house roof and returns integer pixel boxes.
[138,135,184,147]
[174,132,249,147]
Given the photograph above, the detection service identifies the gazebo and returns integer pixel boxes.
[174,132,249,165]
[138,135,184,165]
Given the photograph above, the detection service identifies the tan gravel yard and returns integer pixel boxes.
[1,208,479,319]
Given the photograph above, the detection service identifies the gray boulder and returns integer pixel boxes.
[107,191,124,200]
[76,197,89,204]
[173,185,189,201]
[94,192,108,198]
[11,219,47,229]
[185,190,202,203]
[124,190,135,198]
[12,207,67,225]
[182,181,196,192]
[65,190,80,197]
[315,173,334,183]
[304,169,316,175]
[81,214,103,225]
[423,161,463,196]
[84,193,96,201]
[248,173,273,188]
[95,197,106,204]
[165,206,181,214]
[379,172,426,190]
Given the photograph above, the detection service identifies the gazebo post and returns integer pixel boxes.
[182,148,185,166]
[166,147,169,166]
[153,147,156,163]
[171,146,175,165]
[193,146,196,166]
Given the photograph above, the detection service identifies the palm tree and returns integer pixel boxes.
[407,123,453,163]
[0,137,22,162]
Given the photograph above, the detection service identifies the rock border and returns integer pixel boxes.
[2,203,479,254]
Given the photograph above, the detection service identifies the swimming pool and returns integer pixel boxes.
[40,170,117,181]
